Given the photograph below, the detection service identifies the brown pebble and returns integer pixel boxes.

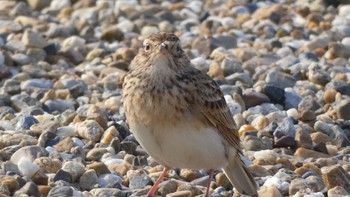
[215,172,231,189]
[294,147,330,159]
[295,163,321,176]
[290,29,303,39]
[322,165,350,193]
[324,88,337,103]
[107,163,131,176]
[38,185,51,197]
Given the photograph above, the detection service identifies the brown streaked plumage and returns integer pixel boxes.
[123,32,258,197]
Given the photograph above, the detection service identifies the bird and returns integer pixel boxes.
[122,32,258,197]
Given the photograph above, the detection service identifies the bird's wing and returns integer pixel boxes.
[178,68,241,150]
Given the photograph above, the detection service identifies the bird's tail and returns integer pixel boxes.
[222,154,258,197]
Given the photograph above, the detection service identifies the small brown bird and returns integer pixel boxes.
[123,32,258,197]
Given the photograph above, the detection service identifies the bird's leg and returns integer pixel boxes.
[205,169,214,197]
[147,167,170,197]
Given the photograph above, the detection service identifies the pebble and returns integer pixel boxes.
[322,165,350,193]
[61,161,85,182]
[10,145,48,164]
[258,185,282,197]
[294,148,330,159]
[17,157,39,177]
[79,169,98,191]
[14,182,39,196]
[328,186,349,197]
[75,120,104,142]
[335,98,350,120]
[22,29,48,49]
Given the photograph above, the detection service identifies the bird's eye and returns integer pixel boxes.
[176,45,182,54]
[144,43,150,52]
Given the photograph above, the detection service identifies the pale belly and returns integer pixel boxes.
[130,121,234,170]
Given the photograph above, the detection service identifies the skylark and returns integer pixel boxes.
[123,32,258,197]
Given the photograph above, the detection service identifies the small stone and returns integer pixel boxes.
[314,121,332,136]
[294,148,330,159]
[166,190,192,197]
[263,85,285,105]
[335,98,350,120]
[17,157,39,177]
[129,175,153,190]
[53,169,72,183]
[1,161,20,175]
[328,186,350,197]
[273,117,296,147]
[242,90,270,109]
[306,175,325,192]
[61,161,85,182]
[98,173,122,188]
[295,128,313,149]
[322,165,350,193]
[289,178,309,195]
[44,99,75,113]
[0,175,18,193]
[90,188,124,196]
[38,185,51,197]
[325,43,350,60]
[311,132,333,145]
[33,157,62,173]
[22,29,48,49]
[242,135,273,151]
[14,182,39,197]
[301,35,330,52]
[50,0,71,10]
[101,126,119,144]
[27,0,51,10]
[79,169,98,191]
[62,36,86,51]
[86,148,108,161]
[76,120,104,142]
[251,115,270,131]
[11,145,48,164]
[324,89,337,103]
[47,186,74,197]
[215,172,230,189]
[107,163,130,176]
[16,115,38,131]
[86,162,110,176]
[120,141,137,154]
[191,176,209,187]
[298,110,316,122]
[266,72,296,89]
[11,53,33,65]
[258,185,282,197]
[298,95,321,112]
[158,180,178,196]
[32,169,48,185]
[253,150,278,165]
[180,169,202,182]
[53,137,74,152]
[101,27,124,42]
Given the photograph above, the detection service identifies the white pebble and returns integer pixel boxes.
[45,146,55,154]
[72,137,84,147]
[56,126,76,137]
[253,150,278,163]
[286,108,298,119]
[17,157,39,177]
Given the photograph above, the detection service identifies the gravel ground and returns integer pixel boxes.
[0,0,350,196]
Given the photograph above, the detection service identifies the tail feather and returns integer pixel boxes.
[222,154,258,196]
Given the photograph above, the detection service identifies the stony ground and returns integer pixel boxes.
[0,0,350,196]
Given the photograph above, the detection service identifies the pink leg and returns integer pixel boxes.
[147,167,170,197]
[205,169,214,197]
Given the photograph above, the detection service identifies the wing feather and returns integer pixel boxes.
[177,67,241,150]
